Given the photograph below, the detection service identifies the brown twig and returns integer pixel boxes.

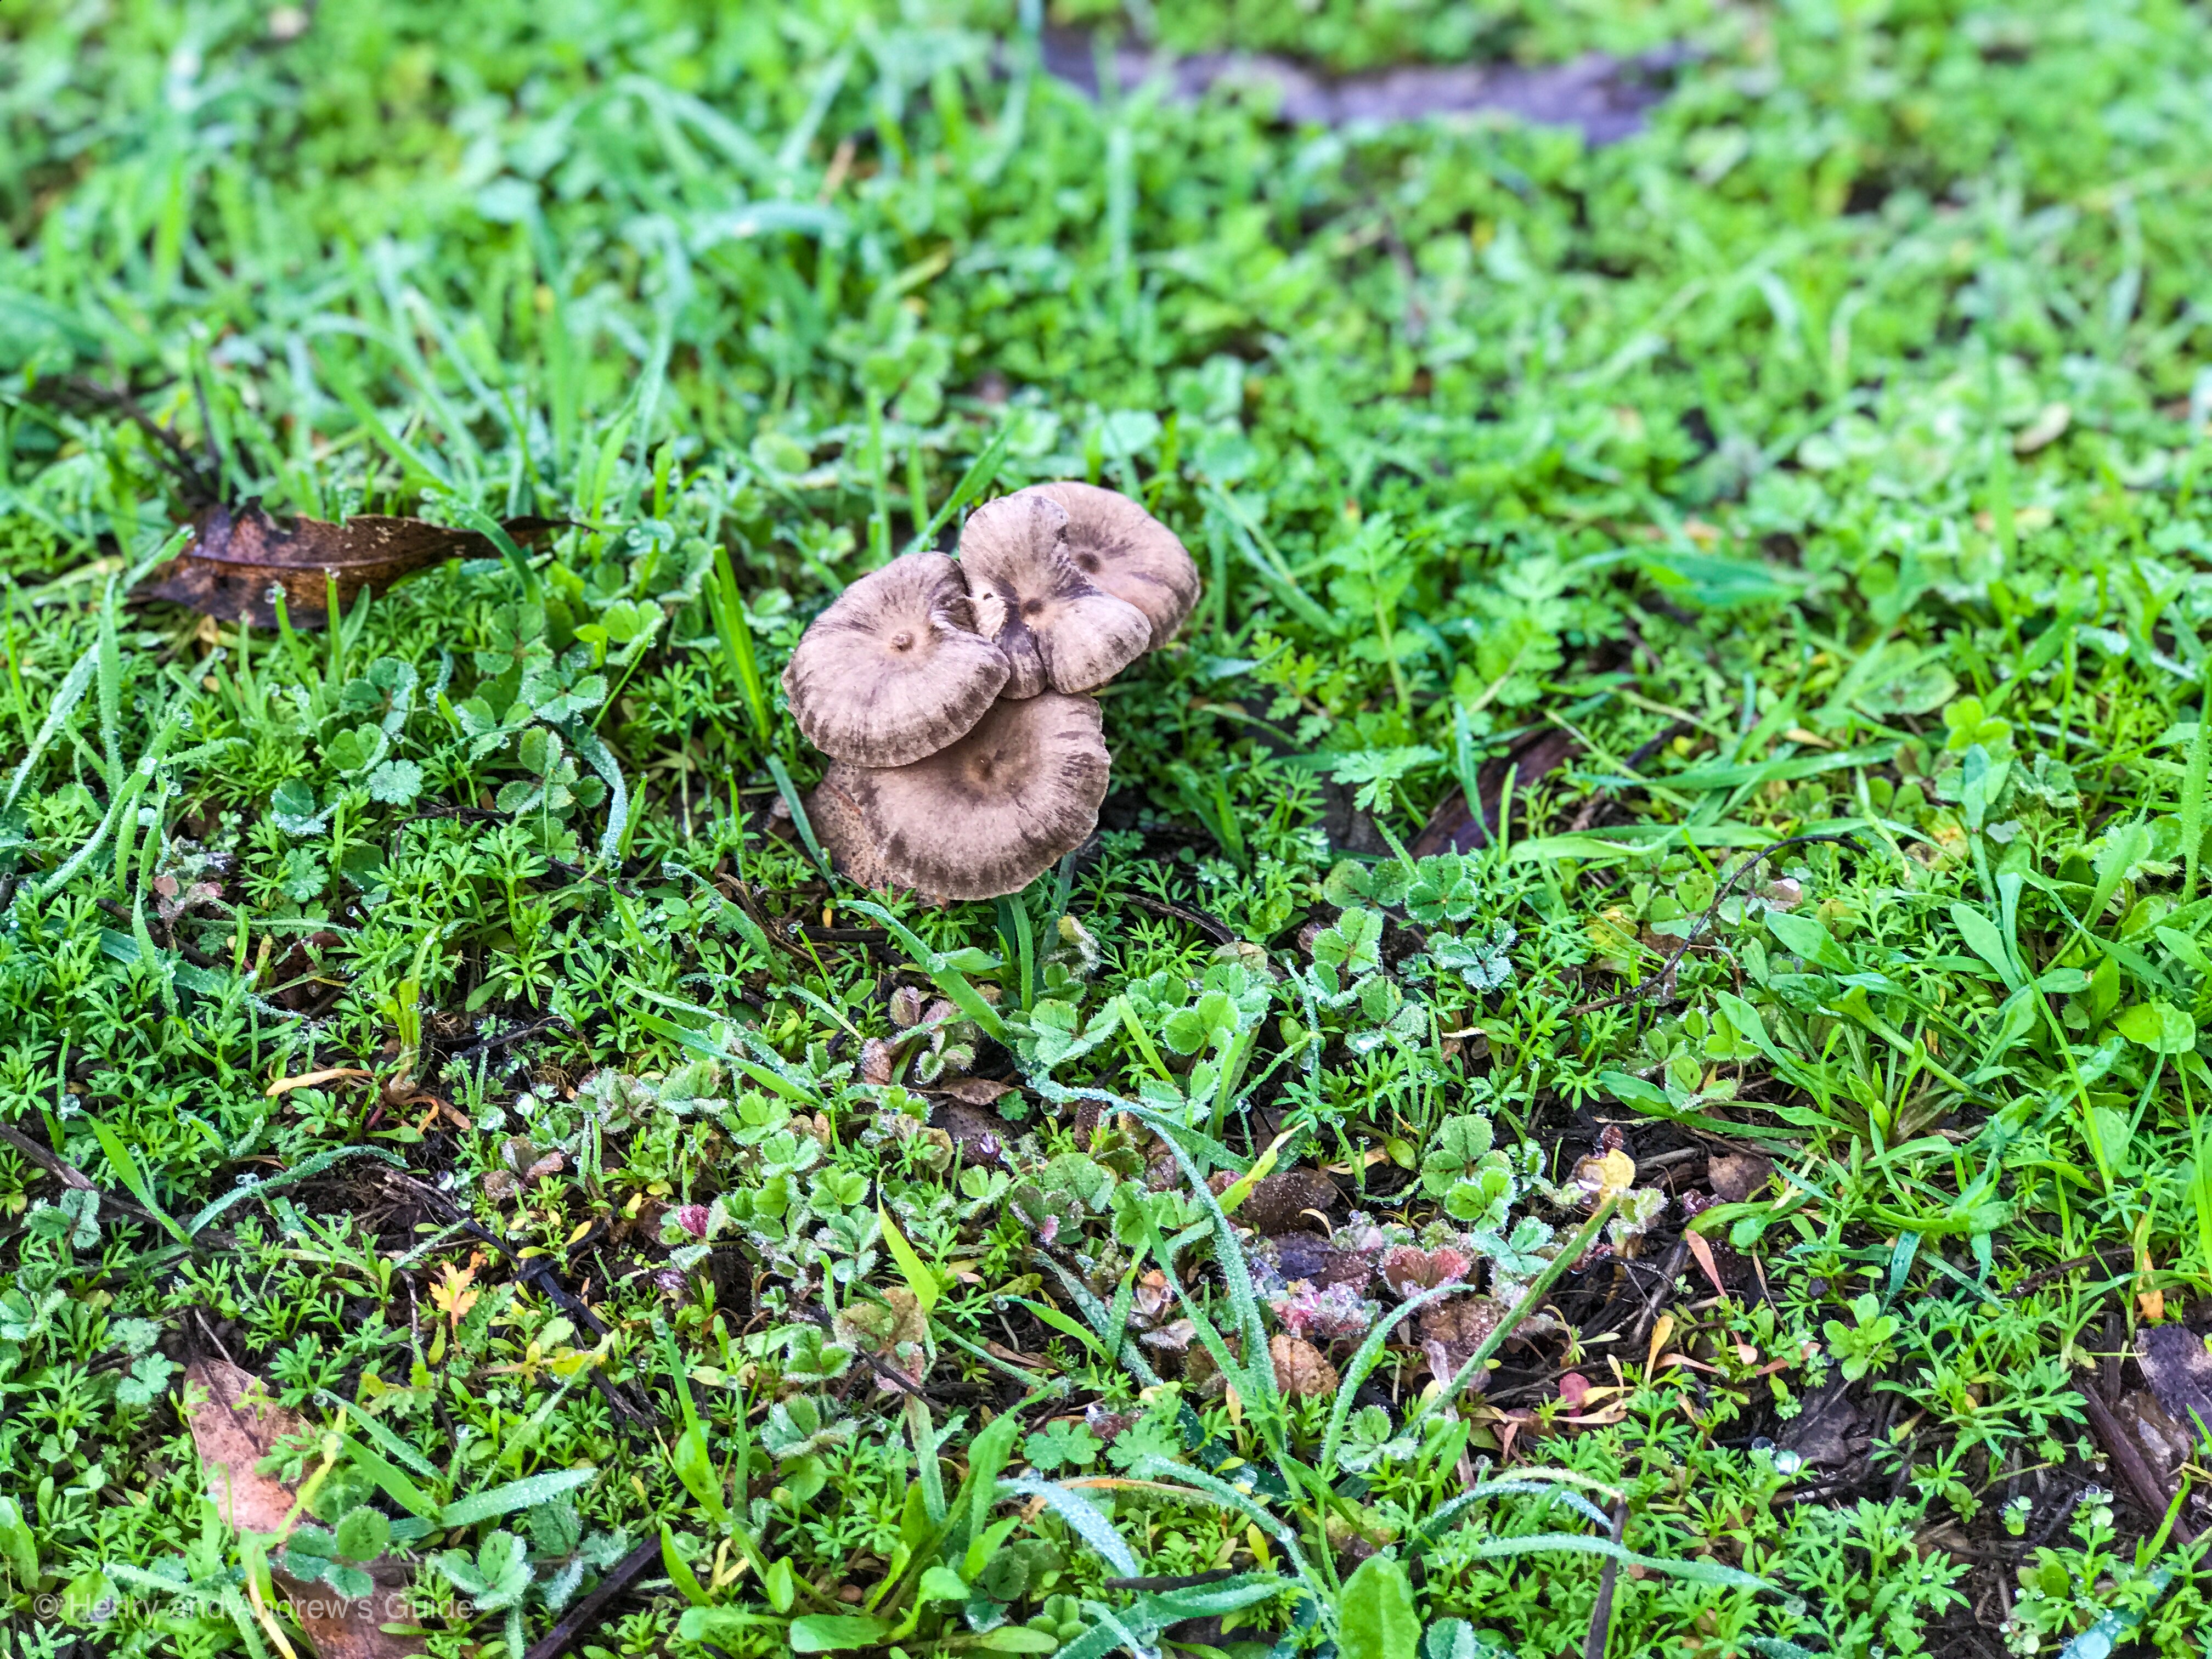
[0,1120,224,1242]
[1571,832,1862,1017]
[1582,1500,1629,1659]
[0,1121,99,1193]
[520,1538,661,1659]
[2008,1246,2135,1299]
[2074,1380,2194,1544]
[1628,1236,1692,1350]
[443,1013,573,1065]
[1126,892,1235,944]
[801,1302,928,1398]
[794,926,890,945]
[37,375,222,501]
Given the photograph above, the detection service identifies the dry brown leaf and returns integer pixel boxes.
[187,1358,307,1537]
[985,1340,1051,1371]
[1378,1245,1472,1298]
[1776,1377,1866,1469]
[934,1076,1018,1107]
[1708,1153,1775,1205]
[1417,1297,1504,1387]
[184,1359,422,1659]
[1259,1234,1376,1295]
[1683,1230,1728,1297]
[928,1099,1016,1166]
[860,1037,899,1085]
[1409,726,1581,857]
[2138,1325,2212,1443]
[142,504,567,627]
[266,1067,373,1098]
[1269,1334,1339,1400]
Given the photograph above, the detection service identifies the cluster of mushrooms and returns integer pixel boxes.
[782,482,1199,900]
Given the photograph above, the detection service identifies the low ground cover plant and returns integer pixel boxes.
[8,2,2212,1657]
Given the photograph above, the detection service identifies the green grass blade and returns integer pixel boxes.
[184,1145,405,1237]
[2,639,95,814]
[765,754,828,876]
[563,721,629,863]
[996,1477,1142,1578]
[441,1465,596,1528]
[710,545,772,739]
[442,500,543,607]
[1403,1198,1618,1441]
[337,1431,442,1520]
[87,1119,188,1244]
[903,420,1014,557]
[1460,1532,1769,1593]
[317,1391,438,1479]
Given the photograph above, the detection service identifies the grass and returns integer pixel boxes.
[7,1,2212,1656]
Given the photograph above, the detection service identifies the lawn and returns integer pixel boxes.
[6,2,2212,1657]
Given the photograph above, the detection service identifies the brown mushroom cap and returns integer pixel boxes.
[808,766,895,890]
[957,494,1152,698]
[1015,481,1200,645]
[780,554,1010,766]
[843,692,1109,900]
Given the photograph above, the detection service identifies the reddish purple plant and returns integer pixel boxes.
[1268,1279,1378,1342]
[1379,1245,1472,1298]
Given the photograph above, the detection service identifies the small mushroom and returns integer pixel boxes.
[957,493,1152,698]
[781,553,1010,766]
[842,692,1109,899]
[1014,481,1200,645]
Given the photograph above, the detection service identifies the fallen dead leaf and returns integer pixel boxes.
[1570,1146,1638,1206]
[985,1340,1050,1371]
[187,1359,308,1537]
[267,1067,373,1097]
[184,1359,420,1659]
[1379,1245,1472,1297]
[1259,1234,1376,1295]
[1418,1296,1504,1386]
[1410,726,1580,858]
[2114,1387,2195,1483]
[927,1099,1016,1166]
[1778,1378,1866,1469]
[2137,1324,2212,1443]
[1645,1312,1675,1379]
[2137,1244,2165,1322]
[143,504,567,627]
[1269,1334,1339,1399]
[1556,1406,1632,1427]
[1707,1153,1774,1205]
[1683,1230,1729,1297]
[933,1076,1018,1107]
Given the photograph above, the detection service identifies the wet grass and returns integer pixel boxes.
[8,3,2212,1657]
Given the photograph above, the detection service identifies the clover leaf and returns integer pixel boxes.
[1023,1420,1102,1473]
